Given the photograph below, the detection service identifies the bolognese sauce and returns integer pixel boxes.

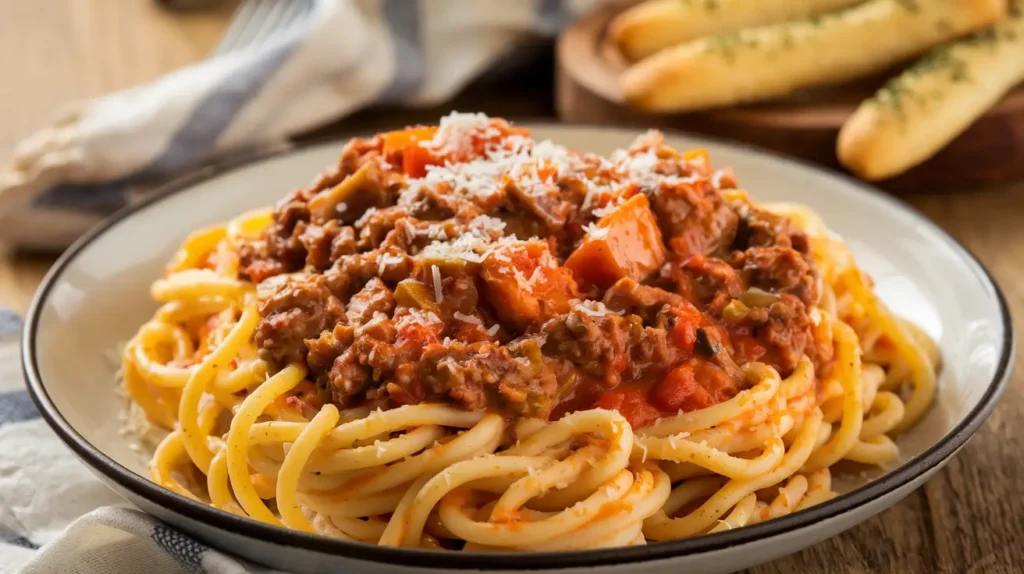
[238,113,832,429]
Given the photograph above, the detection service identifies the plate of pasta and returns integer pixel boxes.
[23,115,1012,573]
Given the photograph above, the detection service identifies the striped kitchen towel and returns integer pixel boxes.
[0,0,605,251]
[0,311,121,574]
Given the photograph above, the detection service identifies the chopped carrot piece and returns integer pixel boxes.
[401,145,436,178]
[381,126,437,156]
[565,194,667,291]
[595,388,661,429]
[481,241,578,330]
[381,126,440,177]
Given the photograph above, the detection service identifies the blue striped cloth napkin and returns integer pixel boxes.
[0,0,602,251]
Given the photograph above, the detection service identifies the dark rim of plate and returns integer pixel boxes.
[22,122,1015,570]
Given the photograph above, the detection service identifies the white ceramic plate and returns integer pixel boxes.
[23,124,1013,573]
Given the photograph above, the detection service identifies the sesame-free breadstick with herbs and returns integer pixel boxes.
[838,6,1024,180]
[611,0,864,61]
[621,0,1008,113]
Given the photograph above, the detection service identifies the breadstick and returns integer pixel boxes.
[838,8,1024,180]
[610,0,863,61]
[621,0,1008,112]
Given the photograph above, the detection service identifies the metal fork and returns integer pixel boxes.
[213,0,314,55]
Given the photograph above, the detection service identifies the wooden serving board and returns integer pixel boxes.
[556,2,1024,194]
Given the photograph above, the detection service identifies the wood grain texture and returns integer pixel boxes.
[556,1,1024,194]
[1,3,1022,573]
[0,0,238,156]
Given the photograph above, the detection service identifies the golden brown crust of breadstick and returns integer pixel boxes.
[838,11,1024,180]
[621,0,1008,112]
[610,0,863,61]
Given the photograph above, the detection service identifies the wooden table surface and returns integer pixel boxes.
[2,3,1021,573]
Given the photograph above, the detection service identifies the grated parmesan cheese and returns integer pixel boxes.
[431,265,443,303]
[573,300,625,318]
[419,111,496,156]
[453,311,482,325]
[583,222,609,240]
[354,206,378,228]
[418,233,488,264]
[591,195,626,218]
[486,324,500,336]
[468,214,507,235]
[711,169,726,189]
[399,116,593,216]
[378,253,403,276]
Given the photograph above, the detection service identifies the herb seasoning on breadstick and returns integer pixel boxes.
[838,6,1024,180]
[621,0,1008,113]
[611,0,864,61]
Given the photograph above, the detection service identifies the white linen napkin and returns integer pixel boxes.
[0,0,602,251]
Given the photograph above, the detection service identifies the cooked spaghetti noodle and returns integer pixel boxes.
[123,113,938,551]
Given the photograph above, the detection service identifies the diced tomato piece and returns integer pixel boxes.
[651,362,707,413]
[453,321,491,343]
[668,304,702,354]
[651,359,736,414]
[241,259,279,283]
[595,388,662,429]
[387,380,424,405]
[396,320,441,355]
[671,322,697,354]
[611,354,629,374]
[565,194,667,291]
[733,334,766,363]
[481,241,578,330]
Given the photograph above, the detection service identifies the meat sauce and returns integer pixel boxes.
[237,114,832,429]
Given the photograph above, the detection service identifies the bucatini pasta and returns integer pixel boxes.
[123,113,938,551]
